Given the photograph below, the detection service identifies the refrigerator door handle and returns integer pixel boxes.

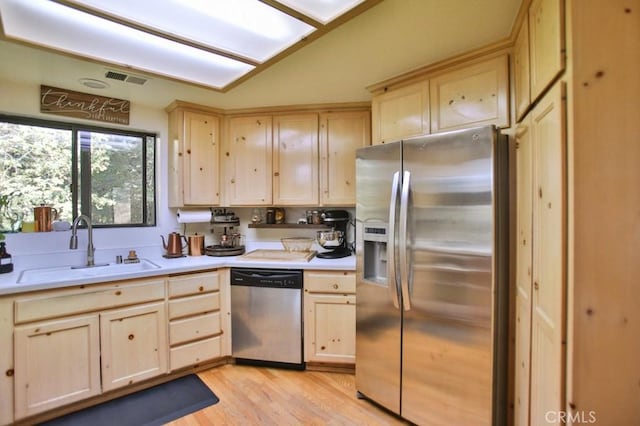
[387,171,401,309]
[399,170,411,311]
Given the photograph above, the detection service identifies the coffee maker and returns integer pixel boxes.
[316,210,352,259]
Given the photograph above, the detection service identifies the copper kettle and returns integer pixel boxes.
[161,232,187,256]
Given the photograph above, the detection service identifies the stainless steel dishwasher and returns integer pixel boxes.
[230,268,304,370]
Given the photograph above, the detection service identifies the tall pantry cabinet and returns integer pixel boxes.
[512,0,567,424]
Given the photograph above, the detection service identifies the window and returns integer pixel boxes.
[0,115,156,231]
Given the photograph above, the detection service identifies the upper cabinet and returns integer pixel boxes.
[167,103,221,207]
[513,14,531,122]
[224,108,370,207]
[273,114,319,206]
[369,53,509,141]
[371,80,429,145]
[225,116,273,206]
[429,54,509,133]
[319,111,371,206]
[514,0,565,119]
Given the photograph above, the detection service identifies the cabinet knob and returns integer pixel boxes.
[5,369,14,377]
[534,281,539,290]
[199,286,204,292]
[332,284,339,289]
[128,334,135,340]
[187,149,191,154]
[274,172,280,177]
[115,290,122,296]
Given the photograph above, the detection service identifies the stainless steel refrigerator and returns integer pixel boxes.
[355,125,509,425]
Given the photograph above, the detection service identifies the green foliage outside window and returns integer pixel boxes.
[0,116,156,232]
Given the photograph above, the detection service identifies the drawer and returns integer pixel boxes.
[169,312,221,345]
[168,272,220,298]
[168,292,220,319]
[170,336,221,371]
[15,279,166,324]
[304,271,355,294]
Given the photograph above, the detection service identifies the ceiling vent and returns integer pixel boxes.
[104,69,149,86]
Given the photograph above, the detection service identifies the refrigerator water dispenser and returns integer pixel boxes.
[363,224,388,283]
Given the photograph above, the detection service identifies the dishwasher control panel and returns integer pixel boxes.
[230,268,303,289]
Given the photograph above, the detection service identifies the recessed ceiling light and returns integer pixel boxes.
[78,78,110,89]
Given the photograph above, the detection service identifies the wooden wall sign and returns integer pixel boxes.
[40,85,130,125]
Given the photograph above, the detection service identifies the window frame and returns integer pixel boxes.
[0,113,157,229]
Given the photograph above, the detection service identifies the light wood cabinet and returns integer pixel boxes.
[14,315,101,419]
[167,105,221,207]
[515,83,566,426]
[304,270,356,365]
[529,82,566,426]
[529,0,565,102]
[514,114,533,426]
[513,14,531,122]
[273,114,319,205]
[100,302,168,392]
[371,80,429,145]
[167,270,229,371]
[10,278,167,421]
[319,111,370,206]
[225,116,273,205]
[429,54,509,133]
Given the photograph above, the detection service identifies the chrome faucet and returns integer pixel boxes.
[70,214,98,267]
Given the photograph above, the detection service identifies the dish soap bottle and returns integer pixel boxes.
[0,242,13,274]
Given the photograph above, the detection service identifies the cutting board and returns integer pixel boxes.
[238,249,317,262]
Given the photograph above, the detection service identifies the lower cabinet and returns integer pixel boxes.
[303,270,356,365]
[12,278,167,419]
[167,270,229,371]
[100,302,168,392]
[13,315,101,419]
[5,270,232,424]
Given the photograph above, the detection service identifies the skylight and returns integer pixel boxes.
[0,0,374,90]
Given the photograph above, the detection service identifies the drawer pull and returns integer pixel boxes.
[332,284,339,289]
[115,290,122,296]
[128,334,135,340]
[199,286,204,292]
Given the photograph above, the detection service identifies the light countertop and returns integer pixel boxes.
[0,244,355,296]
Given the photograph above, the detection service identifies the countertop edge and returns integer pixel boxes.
[0,253,356,296]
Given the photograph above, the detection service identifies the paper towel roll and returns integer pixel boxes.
[177,209,211,224]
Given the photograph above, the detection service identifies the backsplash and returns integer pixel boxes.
[2,207,355,256]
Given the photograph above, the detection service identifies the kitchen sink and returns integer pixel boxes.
[17,259,161,284]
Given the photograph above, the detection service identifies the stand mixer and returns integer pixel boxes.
[316,210,352,259]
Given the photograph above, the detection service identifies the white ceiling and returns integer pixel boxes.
[0,0,522,110]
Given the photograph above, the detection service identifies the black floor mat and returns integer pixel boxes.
[39,374,219,426]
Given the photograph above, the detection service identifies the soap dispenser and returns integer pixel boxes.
[0,242,13,274]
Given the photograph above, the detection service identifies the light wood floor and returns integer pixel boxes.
[167,364,410,425]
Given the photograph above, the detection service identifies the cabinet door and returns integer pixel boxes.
[226,116,272,205]
[430,54,509,133]
[273,114,319,205]
[529,0,565,102]
[183,111,220,205]
[514,115,533,426]
[319,111,370,206]
[304,293,356,364]
[530,83,566,426]
[14,315,101,419]
[100,302,168,392]
[513,14,531,122]
[371,80,429,144]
